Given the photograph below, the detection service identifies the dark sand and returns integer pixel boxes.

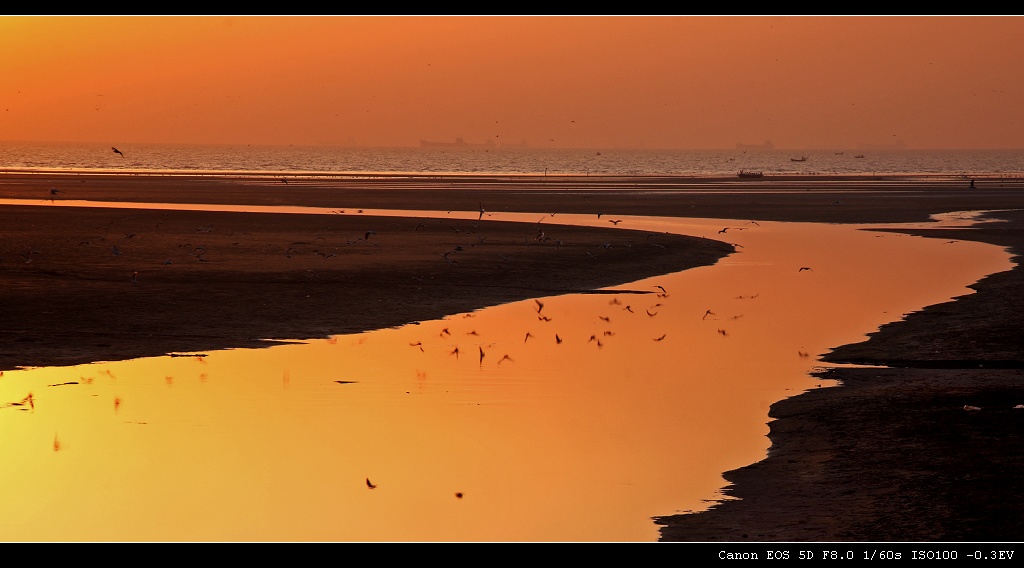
[3,172,1024,542]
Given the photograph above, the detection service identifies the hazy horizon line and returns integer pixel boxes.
[3,139,1024,152]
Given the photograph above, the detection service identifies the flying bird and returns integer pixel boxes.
[112,147,124,157]
[798,267,814,272]
[366,478,377,489]
[702,310,715,320]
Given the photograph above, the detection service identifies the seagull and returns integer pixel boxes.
[478,203,486,220]
[366,478,377,489]
[112,147,124,158]
[534,299,545,313]
[703,310,715,320]
[655,285,667,294]
[364,230,375,241]
[798,267,813,272]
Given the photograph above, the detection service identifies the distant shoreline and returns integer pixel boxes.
[2,170,1022,184]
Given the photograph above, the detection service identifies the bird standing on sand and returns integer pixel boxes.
[112,147,124,158]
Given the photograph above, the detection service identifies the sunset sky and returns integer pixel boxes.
[2,15,1022,150]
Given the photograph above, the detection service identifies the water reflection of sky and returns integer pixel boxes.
[0,205,1012,541]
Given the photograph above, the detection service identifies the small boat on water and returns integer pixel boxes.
[738,170,764,178]
[790,156,807,162]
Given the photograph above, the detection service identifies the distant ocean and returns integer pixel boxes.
[2,141,1023,178]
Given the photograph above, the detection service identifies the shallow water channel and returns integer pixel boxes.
[0,204,1013,541]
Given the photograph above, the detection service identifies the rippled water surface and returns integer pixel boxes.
[3,142,1023,177]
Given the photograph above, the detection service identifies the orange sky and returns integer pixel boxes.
[1,16,1022,150]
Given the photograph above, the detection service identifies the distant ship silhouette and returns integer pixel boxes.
[420,137,496,148]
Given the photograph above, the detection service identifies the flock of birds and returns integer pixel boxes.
[8,169,848,500]
[9,178,1020,509]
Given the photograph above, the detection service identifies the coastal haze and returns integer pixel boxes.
[2,16,1023,150]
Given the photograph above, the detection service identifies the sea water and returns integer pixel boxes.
[2,141,1023,177]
